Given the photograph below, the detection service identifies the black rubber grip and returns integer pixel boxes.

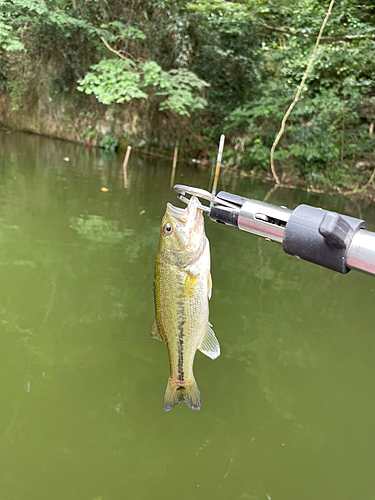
[283,205,366,273]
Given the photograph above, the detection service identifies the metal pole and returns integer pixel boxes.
[235,199,375,277]
[173,184,375,277]
[346,230,375,275]
[237,200,292,244]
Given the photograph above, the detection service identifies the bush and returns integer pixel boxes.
[99,135,118,152]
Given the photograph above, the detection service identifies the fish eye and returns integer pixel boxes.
[163,223,172,235]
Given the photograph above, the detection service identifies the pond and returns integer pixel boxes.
[1,131,375,500]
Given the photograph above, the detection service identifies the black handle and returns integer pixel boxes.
[283,205,367,274]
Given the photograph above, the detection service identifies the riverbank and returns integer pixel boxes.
[228,167,375,203]
[0,91,165,150]
[1,123,374,203]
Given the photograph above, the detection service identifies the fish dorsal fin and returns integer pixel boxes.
[198,322,220,360]
[150,319,165,343]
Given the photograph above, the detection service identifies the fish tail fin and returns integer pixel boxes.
[163,378,201,411]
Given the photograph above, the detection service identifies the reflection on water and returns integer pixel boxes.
[1,131,375,500]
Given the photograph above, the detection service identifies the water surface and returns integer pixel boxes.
[1,131,375,500]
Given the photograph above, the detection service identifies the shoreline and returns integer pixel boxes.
[1,125,374,203]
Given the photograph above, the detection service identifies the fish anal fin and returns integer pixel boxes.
[150,319,165,343]
[184,273,199,299]
[207,272,212,300]
[198,322,220,360]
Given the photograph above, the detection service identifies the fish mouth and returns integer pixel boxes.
[166,203,187,222]
[164,196,205,259]
[166,196,201,225]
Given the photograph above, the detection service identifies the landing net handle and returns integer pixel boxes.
[211,191,375,277]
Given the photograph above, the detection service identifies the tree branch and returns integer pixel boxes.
[269,0,336,184]
[342,167,375,196]
[100,37,137,66]
[258,21,292,34]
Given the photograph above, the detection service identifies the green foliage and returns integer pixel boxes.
[186,0,259,114]
[78,60,147,104]
[221,0,375,185]
[156,69,209,116]
[78,59,209,116]
[0,18,25,52]
[99,134,119,151]
[105,22,146,41]
[0,0,375,187]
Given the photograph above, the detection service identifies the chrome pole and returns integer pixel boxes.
[346,230,375,275]
[173,184,375,277]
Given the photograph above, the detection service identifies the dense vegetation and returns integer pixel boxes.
[1,0,375,188]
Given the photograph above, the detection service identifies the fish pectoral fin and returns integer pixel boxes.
[207,272,212,300]
[150,319,165,343]
[198,322,220,360]
[184,273,200,298]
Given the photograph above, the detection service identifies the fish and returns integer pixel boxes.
[152,195,220,411]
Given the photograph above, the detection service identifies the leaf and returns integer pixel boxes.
[77,59,148,104]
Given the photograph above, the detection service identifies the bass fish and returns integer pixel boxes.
[152,196,220,411]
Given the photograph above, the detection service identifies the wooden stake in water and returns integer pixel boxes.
[211,135,225,204]
[123,146,131,188]
[170,146,179,188]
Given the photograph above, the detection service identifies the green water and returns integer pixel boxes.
[1,131,375,500]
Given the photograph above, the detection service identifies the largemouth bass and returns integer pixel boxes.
[152,196,220,411]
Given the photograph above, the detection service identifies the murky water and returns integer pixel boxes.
[1,131,375,500]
